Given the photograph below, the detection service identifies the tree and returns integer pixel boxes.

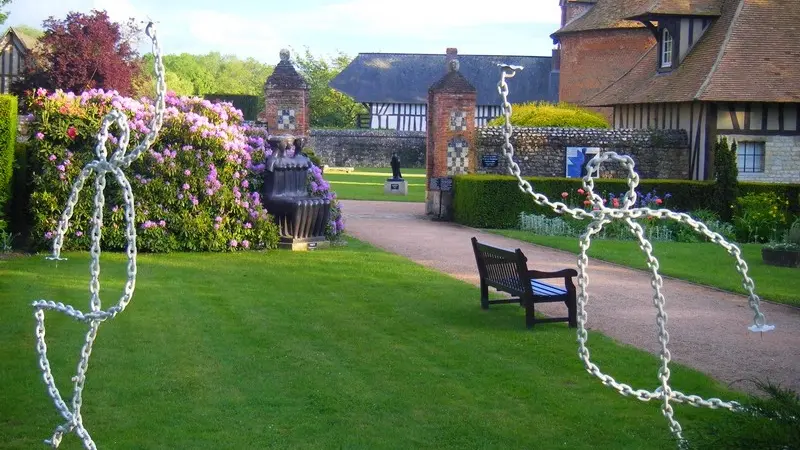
[11,10,141,97]
[0,0,12,26]
[713,136,739,222]
[291,47,366,128]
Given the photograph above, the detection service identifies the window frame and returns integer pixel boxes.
[736,141,766,174]
[661,27,674,69]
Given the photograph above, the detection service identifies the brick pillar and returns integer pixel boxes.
[258,49,310,136]
[425,56,477,218]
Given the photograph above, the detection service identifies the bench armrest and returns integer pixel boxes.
[527,269,578,280]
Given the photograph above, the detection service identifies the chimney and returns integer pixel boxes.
[446,47,458,65]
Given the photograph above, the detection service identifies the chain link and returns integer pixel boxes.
[496,63,774,446]
[31,22,166,449]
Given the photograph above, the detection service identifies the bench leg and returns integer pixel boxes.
[525,301,535,329]
[566,297,577,328]
[480,280,489,310]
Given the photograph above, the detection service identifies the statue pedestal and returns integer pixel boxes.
[384,179,408,196]
[279,236,331,251]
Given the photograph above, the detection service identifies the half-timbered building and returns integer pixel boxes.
[0,27,38,94]
[586,0,800,182]
[329,48,558,132]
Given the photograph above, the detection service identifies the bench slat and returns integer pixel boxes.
[531,280,567,296]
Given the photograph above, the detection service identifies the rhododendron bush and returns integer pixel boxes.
[24,88,342,252]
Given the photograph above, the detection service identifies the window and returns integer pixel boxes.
[661,28,673,68]
[737,141,765,173]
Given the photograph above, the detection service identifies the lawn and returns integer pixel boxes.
[325,167,426,203]
[1,238,744,449]
[488,230,800,307]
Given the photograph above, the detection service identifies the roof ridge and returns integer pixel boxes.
[355,52,551,58]
[694,0,745,99]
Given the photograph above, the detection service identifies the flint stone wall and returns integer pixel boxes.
[476,127,691,179]
[308,129,426,168]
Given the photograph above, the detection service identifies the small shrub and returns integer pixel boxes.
[668,209,736,243]
[733,192,790,243]
[519,213,579,237]
[487,102,609,129]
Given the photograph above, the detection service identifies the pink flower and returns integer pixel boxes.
[244,222,252,229]
[48,154,57,161]
[655,198,663,205]
[158,220,166,227]
[67,126,78,140]
[612,198,620,208]
[184,169,191,176]
[229,239,238,247]
[561,192,568,199]
[583,200,591,206]
[75,230,83,237]
[36,132,45,140]
[182,183,190,191]
[215,216,223,223]
[241,240,250,249]
[577,188,585,195]
[45,231,53,239]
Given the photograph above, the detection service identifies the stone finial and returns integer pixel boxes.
[279,49,290,61]
[448,59,460,72]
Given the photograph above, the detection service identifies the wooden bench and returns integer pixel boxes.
[471,237,577,329]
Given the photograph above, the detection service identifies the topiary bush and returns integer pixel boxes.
[713,136,739,222]
[24,88,280,252]
[486,102,609,129]
[0,94,17,233]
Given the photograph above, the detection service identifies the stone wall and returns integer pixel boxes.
[721,134,800,183]
[307,129,426,168]
[476,127,691,179]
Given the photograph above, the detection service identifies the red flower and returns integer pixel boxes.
[612,198,620,208]
[561,192,569,199]
[67,126,78,140]
[583,200,591,206]
[655,198,663,205]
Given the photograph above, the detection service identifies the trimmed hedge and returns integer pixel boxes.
[0,94,17,231]
[486,102,609,129]
[453,175,800,229]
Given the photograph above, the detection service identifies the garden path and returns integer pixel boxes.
[340,200,800,395]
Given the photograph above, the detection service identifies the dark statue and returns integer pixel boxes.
[261,135,330,247]
[389,154,403,181]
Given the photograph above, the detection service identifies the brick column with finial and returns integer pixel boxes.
[425,55,477,218]
[258,49,310,136]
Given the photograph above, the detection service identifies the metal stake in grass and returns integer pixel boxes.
[494,62,775,448]
[31,21,167,450]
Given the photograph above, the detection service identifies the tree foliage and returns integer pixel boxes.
[713,136,739,222]
[0,0,12,26]
[291,47,366,128]
[12,10,141,97]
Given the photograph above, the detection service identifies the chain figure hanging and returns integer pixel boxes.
[31,21,167,450]
[495,63,774,446]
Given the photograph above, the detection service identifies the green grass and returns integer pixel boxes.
[0,238,745,449]
[488,230,800,307]
[326,167,426,202]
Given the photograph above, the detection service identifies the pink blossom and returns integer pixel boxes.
[241,240,250,249]
[229,239,238,247]
[184,169,191,176]
[75,230,83,237]
[48,154,57,161]
[36,132,45,140]
[182,183,190,191]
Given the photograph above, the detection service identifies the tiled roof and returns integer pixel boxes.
[266,57,308,90]
[588,0,800,105]
[6,27,40,52]
[429,63,476,93]
[626,0,723,19]
[552,0,652,36]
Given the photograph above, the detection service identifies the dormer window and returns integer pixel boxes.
[661,28,673,68]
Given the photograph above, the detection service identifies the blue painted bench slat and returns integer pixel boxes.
[471,237,578,329]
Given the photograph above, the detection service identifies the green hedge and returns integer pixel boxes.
[453,175,800,229]
[0,94,17,231]
[486,102,609,129]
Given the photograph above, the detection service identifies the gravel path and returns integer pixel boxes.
[341,200,800,395]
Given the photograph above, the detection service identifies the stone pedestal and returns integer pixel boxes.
[278,236,331,251]
[384,179,408,195]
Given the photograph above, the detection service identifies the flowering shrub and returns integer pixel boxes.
[308,163,345,242]
[25,88,280,252]
[734,192,790,243]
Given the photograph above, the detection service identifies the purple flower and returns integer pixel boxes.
[48,154,57,161]
[241,240,250,249]
[229,239,238,247]
[214,223,220,230]
[56,165,65,172]
[215,216,223,223]
[36,132,45,140]
[184,169,191,176]
[244,222,252,229]
[191,198,199,206]
[182,183,190,191]
[75,230,83,237]
[158,220,166,227]
[45,231,53,239]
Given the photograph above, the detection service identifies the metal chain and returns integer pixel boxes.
[495,64,774,446]
[31,22,166,450]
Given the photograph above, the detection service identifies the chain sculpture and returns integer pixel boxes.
[495,64,775,446]
[31,22,167,450]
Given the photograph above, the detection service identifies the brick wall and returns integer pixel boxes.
[426,93,477,179]
[558,29,655,120]
[476,127,691,180]
[264,89,309,136]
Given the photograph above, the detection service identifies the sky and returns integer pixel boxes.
[6,0,562,63]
